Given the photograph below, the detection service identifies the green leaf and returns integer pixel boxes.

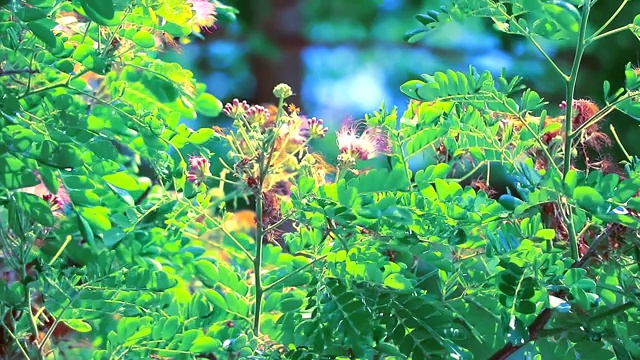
[0,155,25,173]
[231,334,248,351]
[384,273,412,290]
[400,80,425,99]
[161,316,180,341]
[403,28,429,43]
[73,44,94,62]
[337,183,357,207]
[188,128,215,145]
[78,207,111,232]
[63,319,92,333]
[573,186,604,209]
[570,286,591,309]
[564,268,586,287]
[564,169,578,193]
[0,173,39,190]
[202,289,227,310]
[614,177,640,202]
[103,172,139,191]
[102,227,125,248]
[77,212,95,245]
[516,300,537,314]
[39,166,60,194]
[79,0,115,26]
[499,194,525,211]
[534,229,556,240]
[280,297,304,312]
[16,7,48,22]
[543,1,580,33]
[194,260,219,286]
[131,31,156,48]
[54,144,84,168]
[189,336,220,353]
[195,93,223,117]
[55,59,75,73]
[14,192,55,227]
[27,21,56,48]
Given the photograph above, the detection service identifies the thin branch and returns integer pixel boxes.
[610,124,632,162]
[488,228,611,360]
[492,7,568,81]
[589,0,630,39]
[264,254,328,292]
[0,68,40,77]
[588,25,632,43]
[574,228,611,268]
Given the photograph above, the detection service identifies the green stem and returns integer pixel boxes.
[588,25,631,43]
[570,93,629,137]
[252,190,264,335]
[493,9,568,80]
[264,255,328,292]
[263,97,286,172]
[610,124,632,162]
[538,301,635,338]
[587,301,635,324]
[21,272,39,352]
[252,96,286,336]
[48,235,73,266]
[18,83,67,99]
[562,1,591,262]
[0,322,30,360]
[589,0,629,39]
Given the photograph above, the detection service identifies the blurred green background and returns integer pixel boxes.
[167,0,640,160]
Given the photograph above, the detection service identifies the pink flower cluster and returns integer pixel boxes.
[188,0,217,29]
[245,105,270,125]
[187,155,211,185]
[223,98,250,119]
[223,99,270,125]
[308,117,328,139]
[336,121,390,163]
[42,193,65,215]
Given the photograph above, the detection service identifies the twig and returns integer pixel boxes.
[488,229,611,360]
[0,68,40,77]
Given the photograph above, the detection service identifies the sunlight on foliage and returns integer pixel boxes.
[1,0,640,359]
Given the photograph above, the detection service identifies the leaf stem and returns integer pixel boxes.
[494,6,568,80]
[609,124,632,162]
[0,322,30,360]
[48,235,73,266]
[264,254,328,292]
[589,0,629,39]
[588,25,631,43]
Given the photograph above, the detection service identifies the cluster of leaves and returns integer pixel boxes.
[0,0,253,358]
[2,0,640,359]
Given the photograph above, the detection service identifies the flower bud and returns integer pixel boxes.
[273,83,293,99]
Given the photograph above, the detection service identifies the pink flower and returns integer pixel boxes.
[42,193,65,217]
[223,98,250,119]
[20,170,71,216]
[187,155,211,185]
[308,117,328,139]
[245,105,270,125]
[336,121,390,163]
[188,0,217,29]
